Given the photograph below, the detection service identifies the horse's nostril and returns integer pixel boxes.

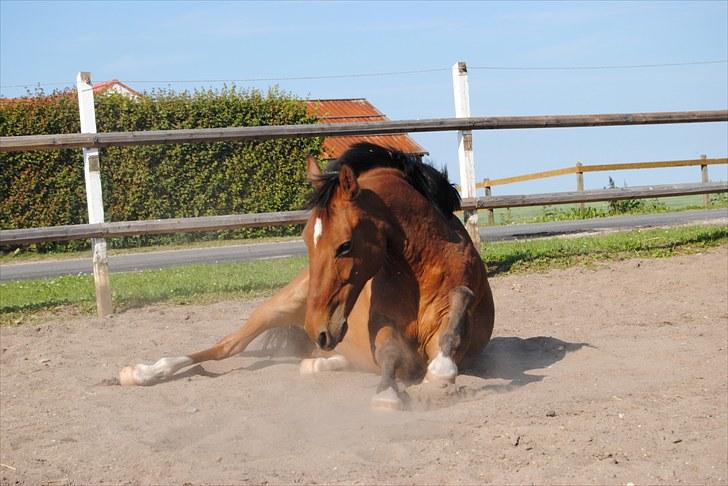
[318,331,328,349]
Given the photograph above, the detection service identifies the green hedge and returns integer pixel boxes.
[0,87,323,251]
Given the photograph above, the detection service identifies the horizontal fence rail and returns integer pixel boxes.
[2,182,726,246]
[477,157,728,188]
[0,211,310,246]
[2,110,727,152]
[461,181,728,210]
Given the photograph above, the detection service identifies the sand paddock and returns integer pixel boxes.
[1,248,726,485]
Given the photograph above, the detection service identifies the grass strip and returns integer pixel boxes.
[482,224,727,274]
[1,257,307,322]
[1,225,726,324]
[479,194,727,226]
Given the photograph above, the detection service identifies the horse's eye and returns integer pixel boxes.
[335,241,352,257]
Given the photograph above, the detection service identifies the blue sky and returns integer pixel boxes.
[2,1,727,195]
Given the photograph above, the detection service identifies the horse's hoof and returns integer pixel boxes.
[299,358,318,375]
[424,352,458,385]
[300,355,349,375]
[371,388,403,412]
[119,366,140,386]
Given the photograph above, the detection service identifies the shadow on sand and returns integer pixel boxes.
[462,336,591,391]
[401,336,591,410]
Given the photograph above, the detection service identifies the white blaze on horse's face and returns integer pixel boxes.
[304,164,389,351]
[313,217,323,248]
[303,209,356,351]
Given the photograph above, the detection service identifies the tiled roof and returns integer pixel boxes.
[0,80,140,104]
[306,99,428,160]
[91,79,141,97]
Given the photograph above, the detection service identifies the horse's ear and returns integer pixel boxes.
[306,155,323,189]
[339,165,360,200]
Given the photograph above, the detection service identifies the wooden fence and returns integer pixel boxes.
[476,156,728,224]
[2,181,726,246]
[1,64,727,316]
[2,110,726,153]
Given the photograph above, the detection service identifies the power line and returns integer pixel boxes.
[470,59,728,71]
[127,67,451,84]
[1,81,72,89]
[0,67,450,90]
[2,60,726,90]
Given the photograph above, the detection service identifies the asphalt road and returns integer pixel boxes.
[1,208,726,281]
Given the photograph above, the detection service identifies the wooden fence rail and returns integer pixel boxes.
[461,181,727,210]
[2,182,726,246]
[476,157,728,188]
[0,211,310,246]
[476,156,728,224]
[2,110,727,152]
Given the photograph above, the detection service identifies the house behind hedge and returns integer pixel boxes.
[305,98,428,161]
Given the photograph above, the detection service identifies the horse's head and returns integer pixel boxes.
[302,156,389,350]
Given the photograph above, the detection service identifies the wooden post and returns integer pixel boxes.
[576,161,585,210]
[452,61,480,248]
[76,72,113,317]
[700,154,710,207]
[483,180,495,225]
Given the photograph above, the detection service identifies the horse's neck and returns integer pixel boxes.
[373,174,461,288]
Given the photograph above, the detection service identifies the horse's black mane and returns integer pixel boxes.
[307,142,461,216]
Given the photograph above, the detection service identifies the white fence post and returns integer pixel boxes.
[700,153,710,207]
[76,72,113,317]
[452,61,480,248]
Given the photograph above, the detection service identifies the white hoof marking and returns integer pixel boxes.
[424,352,458,384]
[118,365,139,386]
[299,355,349,375]
[119,356,193,386]
[371,387,403,411]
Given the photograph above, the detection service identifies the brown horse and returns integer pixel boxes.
[120,143,494,410]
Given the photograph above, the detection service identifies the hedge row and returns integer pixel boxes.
[0,87,323,251]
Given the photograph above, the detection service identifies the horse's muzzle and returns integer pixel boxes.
[318,319,348,350]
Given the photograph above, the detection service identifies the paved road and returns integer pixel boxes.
[1,208,725,281]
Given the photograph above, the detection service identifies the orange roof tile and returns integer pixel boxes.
[306,99,428,160]
[91,79,141,97]
[1,80,140,105]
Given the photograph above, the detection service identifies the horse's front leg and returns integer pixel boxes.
[370,326,424,411]
[299,351,349,374]
[119,267,310,386]
[424,286,475,384]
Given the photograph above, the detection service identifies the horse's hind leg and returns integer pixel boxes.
[424,286,475,384]
[119,268,310,386]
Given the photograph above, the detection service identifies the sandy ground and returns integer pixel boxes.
[1,248,727,485]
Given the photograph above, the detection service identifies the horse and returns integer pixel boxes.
[119,143,495,410]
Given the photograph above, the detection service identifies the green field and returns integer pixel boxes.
[479,193,727,226]
[2,224,726,325]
